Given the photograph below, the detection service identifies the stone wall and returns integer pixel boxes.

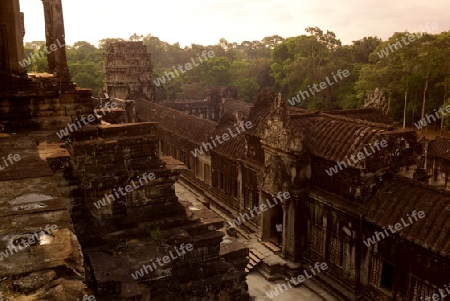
[0,132,89,300]
[67,122,249,300]
[0,74,93,131]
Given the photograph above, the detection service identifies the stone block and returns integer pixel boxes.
[98,122,158,138]
[13,270,57,294]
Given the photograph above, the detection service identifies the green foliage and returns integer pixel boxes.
[22,29,450,133]
[233,78,260,103]
[66,41,104,95]
[355,31,450,128]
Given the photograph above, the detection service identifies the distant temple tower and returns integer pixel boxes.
[103,41,155,101]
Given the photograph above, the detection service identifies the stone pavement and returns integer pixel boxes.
[0,131,89,300]
[247,271,327,301]
[174,181,338,301]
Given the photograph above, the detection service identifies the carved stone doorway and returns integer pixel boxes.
[260,192,284,246]
[269,203,283,246]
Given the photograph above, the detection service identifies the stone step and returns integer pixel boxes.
[262,241,281,254]
[250,248,265,260]
[248,259,256,267]
[249,252,261,264]
[246,248,264,272]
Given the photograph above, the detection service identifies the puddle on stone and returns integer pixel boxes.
[9,193,54,205]
[38,233,53,245]
[2,232,54,249]
[12,202,47,211]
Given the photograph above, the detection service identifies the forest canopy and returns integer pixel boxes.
[23,27,450,130]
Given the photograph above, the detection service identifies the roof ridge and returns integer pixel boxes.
[319,112,395,130]
[385,172,450,197]
[149,101,218,126]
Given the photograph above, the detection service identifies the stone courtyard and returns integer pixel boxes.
[0,0,449,300]
[174,182,338,301]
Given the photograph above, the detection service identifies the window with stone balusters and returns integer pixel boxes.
[370,255,394,292]
[309,204,324,256]
[328,234,344,267]
[410,277,442,301]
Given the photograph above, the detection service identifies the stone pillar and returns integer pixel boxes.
[257,192,266,241]
[0,0,26,75]
[281,198,290,256]
[42,0,70,81]
[0,29,6,72]
[125,100,136,123]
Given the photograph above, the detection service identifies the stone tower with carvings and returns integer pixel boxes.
[103,41,155,101]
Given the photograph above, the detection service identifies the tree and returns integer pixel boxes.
[180,82,206,98]
[233,78,260,103]
[98,38,124,51]
[198,57,231,86]
[351,36,381,63]
[69,41,97,61]
[417,34,438,132]
[363,32,420,127]
[434,32,450,134]
[129,33,144,41]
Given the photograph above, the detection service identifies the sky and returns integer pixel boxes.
[19,0,450,48]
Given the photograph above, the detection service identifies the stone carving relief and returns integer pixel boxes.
[364,87,389,114]
[261,93,290,149]
[263,155,289,193]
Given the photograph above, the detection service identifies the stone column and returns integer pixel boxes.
[0,29,6,72]
[41,0,70,81]
[281,198,290,256]
[0,0,26,75]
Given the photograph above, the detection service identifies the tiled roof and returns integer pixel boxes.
[161,101,209,110]
[238,89,278,139]
[428,136,450,161]
[244,106,271,139]
[136,97,414,164]
[242,90,404,162]
[288,111,412,162]
[323,108,395,125]
[211,128,246,160]
[135,100,246,159]
[134,100,215,145]
[222,99,252,118]
[364,174,450,257]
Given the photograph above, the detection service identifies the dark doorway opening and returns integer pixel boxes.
[380,261,394,291]
[270,204,283,245]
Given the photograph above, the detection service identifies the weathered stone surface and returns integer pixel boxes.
[103,42,155,101]
[67,123,249,300]
[1,2,248,300]
[13,270,57,294]
[0,134,88,300]
[0,0,27,77]
[0,75,94,131]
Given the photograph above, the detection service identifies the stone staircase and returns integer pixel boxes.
[262,241,282,255]
[245,248,265,273]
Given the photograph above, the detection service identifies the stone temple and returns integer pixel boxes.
[0,1,449,301]
[0,1,248,300]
